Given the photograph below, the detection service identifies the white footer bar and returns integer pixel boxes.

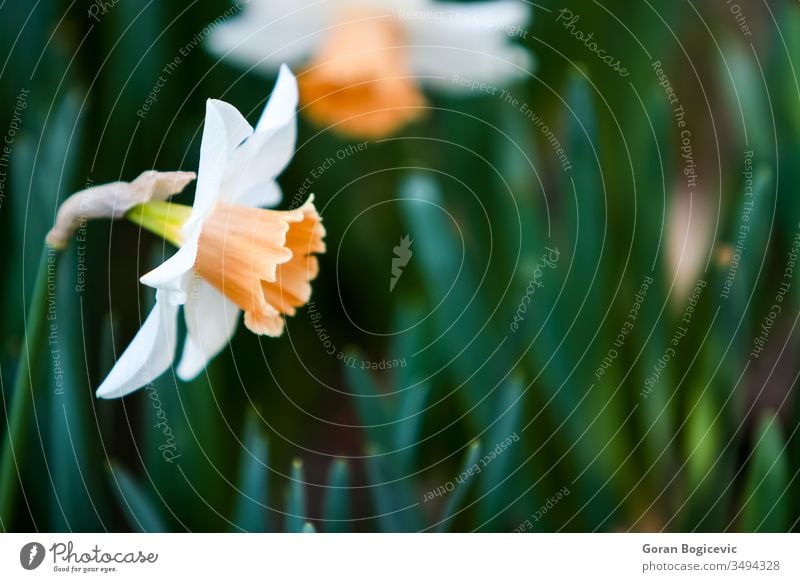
[1,533,798,581]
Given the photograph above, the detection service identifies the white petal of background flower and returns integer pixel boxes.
[407,1,533,90]
[206,0,334,72]
[177,280,241,381]
[96,290,180,399]
[206,0,533,93]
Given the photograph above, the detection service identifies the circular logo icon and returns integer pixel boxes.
[19,542,45,570]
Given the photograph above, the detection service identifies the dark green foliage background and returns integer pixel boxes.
[0,0,798,532]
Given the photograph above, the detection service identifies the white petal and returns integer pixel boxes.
[177,280,240,381]
[221,131,295,205]
[139,233,199,299]
[221,69,297,206]
[256,65,299,132]
[233,180,283,209]
[96,290,180,399]
[205,1,333,72]
[412,1,531,33]
[381,0,429,9]
[410,42,532,91]
[192,99,254,222]
[406,1,534,90]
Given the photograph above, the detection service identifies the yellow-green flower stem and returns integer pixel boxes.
[126,201,193,247]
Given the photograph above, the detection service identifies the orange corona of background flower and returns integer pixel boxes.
[298,9,427,138]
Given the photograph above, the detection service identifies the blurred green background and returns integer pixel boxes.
[1,0,799,532]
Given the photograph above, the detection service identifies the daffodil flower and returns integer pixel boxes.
[207,0,533,138]
[83,65,325,398]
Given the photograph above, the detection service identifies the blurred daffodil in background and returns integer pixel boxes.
[207,0,533,138]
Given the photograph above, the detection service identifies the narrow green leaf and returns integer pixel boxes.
[231,413,270,532]
[323,458,351,533]
[741,414,789,532]
[435,441,481,532]
[685,390,723,494]
[475,379,523,526]
[343,350,391,448]
[719,41,771,155]
[0,249,53,531]
[108,462,166,533]
[393,383,428,461]
[365,446,423,532]
[390,302,430,475]
[285,459,306,533]
[630,91,674,485]
[48,247,107,531]
[564,72,608,358]
[399,174,510,430]
[714,166,773,414]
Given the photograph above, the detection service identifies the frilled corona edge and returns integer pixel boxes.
[45,170,196,250]
[196,195,326,337]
